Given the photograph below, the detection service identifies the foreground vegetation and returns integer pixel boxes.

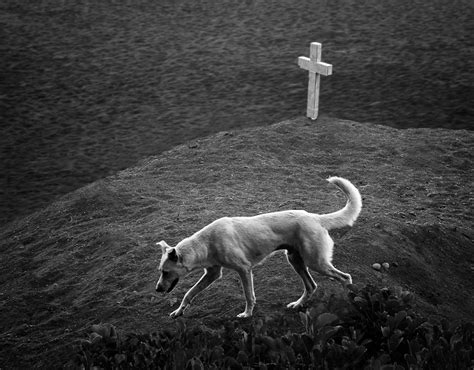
[72,284,473,369]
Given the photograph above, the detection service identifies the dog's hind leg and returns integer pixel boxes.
[236,267,256,318]
[314,261,352,286]
[303,229,352,287]
[286,250,317,309]
[170,266,222,318]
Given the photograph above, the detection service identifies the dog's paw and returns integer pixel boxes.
[286,301,303,309]
[169,308,183,319]
[237,311,252,318]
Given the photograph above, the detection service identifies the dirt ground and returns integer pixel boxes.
[1,0,473,225]
[0,117,472,367]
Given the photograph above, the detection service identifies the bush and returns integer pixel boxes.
[70,285,473,369]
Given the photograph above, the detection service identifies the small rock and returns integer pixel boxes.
[372,263,381,271]
[382,262,390,269]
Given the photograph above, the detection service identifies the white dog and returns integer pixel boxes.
[156,176,362,318]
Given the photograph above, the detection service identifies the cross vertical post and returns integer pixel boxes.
[298,42,333,120]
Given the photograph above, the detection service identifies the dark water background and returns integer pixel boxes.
[1,0,473,225]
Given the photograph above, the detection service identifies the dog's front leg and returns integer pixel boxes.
[170,266,222,318]
[286,251,317,309]
[236,268,256,318]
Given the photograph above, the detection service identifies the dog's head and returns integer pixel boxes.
[155,240,187,294]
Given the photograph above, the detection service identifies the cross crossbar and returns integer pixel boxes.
[297,58,333,76]
[298,42,333,120]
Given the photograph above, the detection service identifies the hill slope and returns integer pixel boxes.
[0,116,473,367]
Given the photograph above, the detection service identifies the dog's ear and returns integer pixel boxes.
[168,248,179,262]
[156,240,170,254]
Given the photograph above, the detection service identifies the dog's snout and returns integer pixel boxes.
[156,285,165,293]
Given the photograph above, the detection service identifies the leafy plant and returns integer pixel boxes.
[70,285,473,369]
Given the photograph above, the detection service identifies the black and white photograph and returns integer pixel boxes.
[1,0,472,367]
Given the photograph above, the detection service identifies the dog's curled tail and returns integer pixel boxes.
[319,177,362,230]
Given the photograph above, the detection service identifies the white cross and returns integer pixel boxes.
[298,42,333,120]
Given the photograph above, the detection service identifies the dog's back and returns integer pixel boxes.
[193,176,361,257]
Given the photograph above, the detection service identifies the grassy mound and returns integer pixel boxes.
[0,117,472,367]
